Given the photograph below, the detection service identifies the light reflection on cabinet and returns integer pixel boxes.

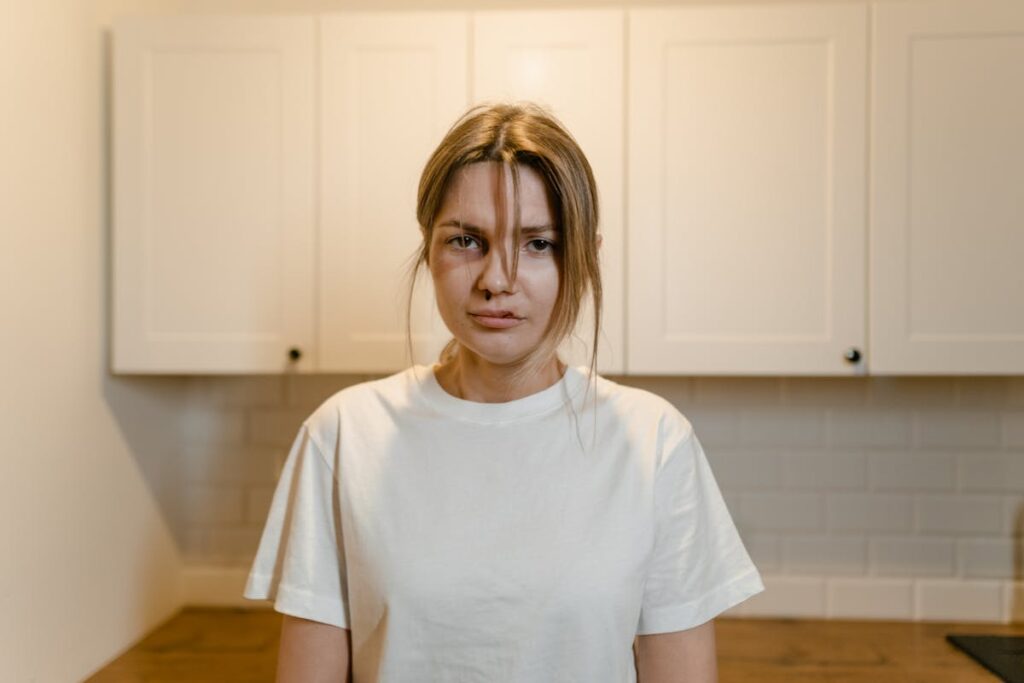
[472,9,625,374]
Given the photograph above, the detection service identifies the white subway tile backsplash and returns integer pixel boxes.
[182,485,244,524]
[868,378,956,408]
[736,409,826,448]
[742,534,781,573]
[691,377,782,406]
[705,451,781,490]
[828,578,914,619]
[1003,496,1024,535]
[827,494,913,533]
[915,410,1001,450]
[181,528,207,560]
[1008,380,1024,407]
[181,444,280,485]
[870,452,956,492]
[959,452,1024,492]
[916,495,1003,535]
[954,378,1010,408]
[245,486,277,524]
[738,576,826,618]
[285,374,368,411]
[869,538,955,577]
[958,538,1020,579]
[246,408,311,447]
[781,377,869,407]
[616,375,692,408]
[205,526,265,562]
[783,452,866,490]
[783,535,867,575]
[1006,582,1024,622]
[678,408,742,448]
[738,493,824,532]
[180,407,246,446]
[723,493,742,519]
[827,409,913,449]
[1002,411,1024,447]
[186,375,285,409]
[916,579,1004,621]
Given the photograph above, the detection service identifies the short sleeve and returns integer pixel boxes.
[637,424,764,635]
[243,422,349,629]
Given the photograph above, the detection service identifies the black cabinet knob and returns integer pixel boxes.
[288,347,302,362]
[844,347,861,363]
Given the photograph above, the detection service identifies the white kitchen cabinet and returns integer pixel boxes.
[472,9,626,374]
[317,13,469,373]
[627,4,868,375]
[870,0,1024,374]
[113,2,1022,377]
[112,16,316,373]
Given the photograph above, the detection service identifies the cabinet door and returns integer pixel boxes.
[871,0,1024,374]
[628,5,867,375]
[113,16,315,373]
[319,13,469,373]
[472,10,625,374]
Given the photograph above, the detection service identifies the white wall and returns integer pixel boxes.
[0,1,188,681]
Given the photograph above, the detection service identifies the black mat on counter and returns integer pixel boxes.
[946,634,1024,683]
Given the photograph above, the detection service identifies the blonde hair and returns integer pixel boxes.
[403,102,602,396]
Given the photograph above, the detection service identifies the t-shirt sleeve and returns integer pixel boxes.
[637,422,764,635]
[243,422,350,629]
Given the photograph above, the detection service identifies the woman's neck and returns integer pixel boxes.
[434,352,566,403]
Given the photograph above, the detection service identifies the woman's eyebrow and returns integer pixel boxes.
[436,219,482,232]
[522,225,559,235]
[436,220,558,234]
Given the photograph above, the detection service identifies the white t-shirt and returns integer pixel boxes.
[244,363,763,682]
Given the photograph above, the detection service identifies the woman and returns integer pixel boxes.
[245,103,764,682]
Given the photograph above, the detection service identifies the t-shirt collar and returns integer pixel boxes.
[412,362,589,424]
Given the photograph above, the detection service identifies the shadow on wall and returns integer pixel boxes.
[98,25,192,552]
[102,377,191,544]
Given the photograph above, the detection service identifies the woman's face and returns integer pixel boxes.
[427,161,560,367]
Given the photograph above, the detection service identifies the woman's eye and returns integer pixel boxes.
[526,239,557,253]
[446,235,480,250]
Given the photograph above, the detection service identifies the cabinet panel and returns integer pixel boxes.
[318,13,469,373]
[628,5,867,375]
[473,10,625,373]
[871,0,1024,374]
[113,16,316,373]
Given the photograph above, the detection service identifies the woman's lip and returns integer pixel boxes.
[470,313,524,329]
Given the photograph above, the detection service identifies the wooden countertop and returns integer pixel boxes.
[84,608,1024,682]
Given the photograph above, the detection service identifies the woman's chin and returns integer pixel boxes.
[455,340,535,368]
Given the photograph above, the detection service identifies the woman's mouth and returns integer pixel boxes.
[469,312,524,329]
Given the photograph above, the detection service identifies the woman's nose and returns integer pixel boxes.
[478,245,513,295]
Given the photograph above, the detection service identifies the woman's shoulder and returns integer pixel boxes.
[301,366,422,446]
[588,371,695,441]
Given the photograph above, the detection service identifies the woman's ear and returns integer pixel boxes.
[596,233,603,251]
